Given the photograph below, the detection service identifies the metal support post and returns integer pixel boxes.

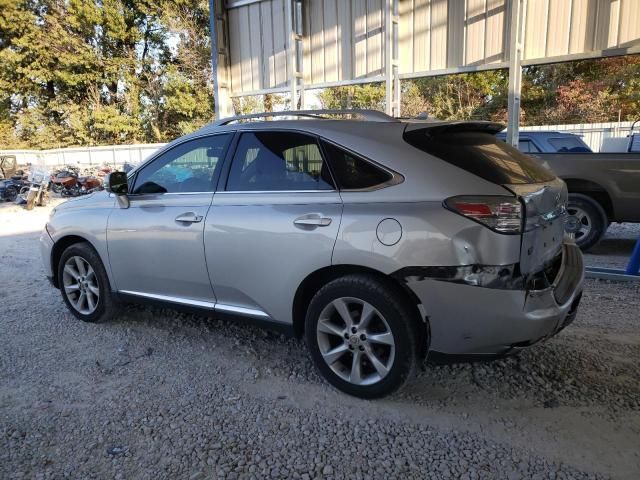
[506,0,525,147]
[385,0,400,117]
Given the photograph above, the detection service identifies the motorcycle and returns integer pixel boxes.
[51,168,102,196]
[16,168,50,210]
[50,165,80,193]
[0,171,29,202]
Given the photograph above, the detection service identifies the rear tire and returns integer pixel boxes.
[305,274,421,398]
[565,193,607,251]
[57,242,117,323]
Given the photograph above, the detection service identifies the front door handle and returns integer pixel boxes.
[175,212,203,223]
[294,214,332,228]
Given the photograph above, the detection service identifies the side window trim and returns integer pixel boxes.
[220,129,338,193]
[130,133,232,195]
[319,137,404,192]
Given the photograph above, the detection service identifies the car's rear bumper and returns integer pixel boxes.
[402,241,584,355]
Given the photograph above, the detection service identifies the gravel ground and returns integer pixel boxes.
[1,202,639,479]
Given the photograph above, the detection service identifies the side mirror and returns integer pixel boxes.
[105,172,129,195]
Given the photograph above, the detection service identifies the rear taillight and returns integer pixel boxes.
[444,196,522,234]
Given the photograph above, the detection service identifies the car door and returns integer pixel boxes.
[205,130,342,324]
[107,133,232,306]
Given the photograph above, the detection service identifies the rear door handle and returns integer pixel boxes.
[294,214,332,227]
[175,212,203,223]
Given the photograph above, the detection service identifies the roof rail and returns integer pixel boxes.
[212,109,397,126]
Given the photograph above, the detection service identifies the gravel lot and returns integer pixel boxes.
[1,201,639,479]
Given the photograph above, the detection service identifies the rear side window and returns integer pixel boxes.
[226,132,334,191]
[548,137,591,152]
[321,141,392,190]
[404,131,555,185]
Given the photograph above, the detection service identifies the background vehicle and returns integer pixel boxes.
[0,172,29,202]
[497,132,640,250]
[41,110,583,398]
[496,131,592,153]
[51,167,102,196]
[0,155,18,180]
[17,168,50,210]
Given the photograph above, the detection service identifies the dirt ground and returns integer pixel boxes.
[1,200,639,479]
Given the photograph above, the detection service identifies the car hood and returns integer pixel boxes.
[54,191,115,211]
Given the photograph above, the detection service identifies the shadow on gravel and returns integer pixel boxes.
[109,298,640,415]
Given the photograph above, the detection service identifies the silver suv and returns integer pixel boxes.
[41,110,584,398]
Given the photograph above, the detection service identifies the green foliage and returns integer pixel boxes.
[0,0,214,148]
[318,55,640,125]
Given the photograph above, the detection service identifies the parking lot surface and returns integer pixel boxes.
[1,201,639,479]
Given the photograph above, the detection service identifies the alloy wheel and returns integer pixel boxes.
[316,297,395,386]
[565,205,592,242]
[62,256,100,315]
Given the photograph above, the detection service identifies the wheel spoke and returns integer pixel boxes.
[317,319,344,338]
[366,350,389,377]
[358,302,376,329]
[88,284,100,296]
[74,257,86,276]
[64,264,79,279]
[76,292,87,311]
[322,344,349,365]
[64,283,80,293]
[86,291,96,311]
[368,332,394,346]
[332,299,353,327]
[349,351,363,384]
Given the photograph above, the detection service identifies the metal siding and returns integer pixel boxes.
[367,0,384,75]
[546,0,571,57]
[447,0,465,67]
[484,0,506,63]
[619,0,640,45]
[260,1,275,88]
[271,0,288,87]
[228,8,243,93]
[338,1,354,81]
[354,0,369,77]
[466,0,486,65]
[399,0,415,73]
[430,0,448,69]
[248,3,263,91]
[309,0,325,84]
[226,0,640,95]
[323,0,340,82]
[523,0,549,60]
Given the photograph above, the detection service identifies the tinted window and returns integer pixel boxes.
[321,141,392,190]
[133,135,231,194]
[404,131,555,185]
[226,132,334,191]
[518,139,541,153]
[548,137,591,152]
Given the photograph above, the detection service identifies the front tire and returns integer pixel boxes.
[57,242,116,323]
[565,193,608,251]
[305,274,421,398]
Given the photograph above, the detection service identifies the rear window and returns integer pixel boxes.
[404,131,555,185]
[321,141,393,190]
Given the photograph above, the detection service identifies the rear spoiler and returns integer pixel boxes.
[403,121,505,138]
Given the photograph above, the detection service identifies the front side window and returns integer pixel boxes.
[226,131,334,191]
[133,134,231,194]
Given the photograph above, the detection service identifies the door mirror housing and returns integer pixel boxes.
[105,172,129,195]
